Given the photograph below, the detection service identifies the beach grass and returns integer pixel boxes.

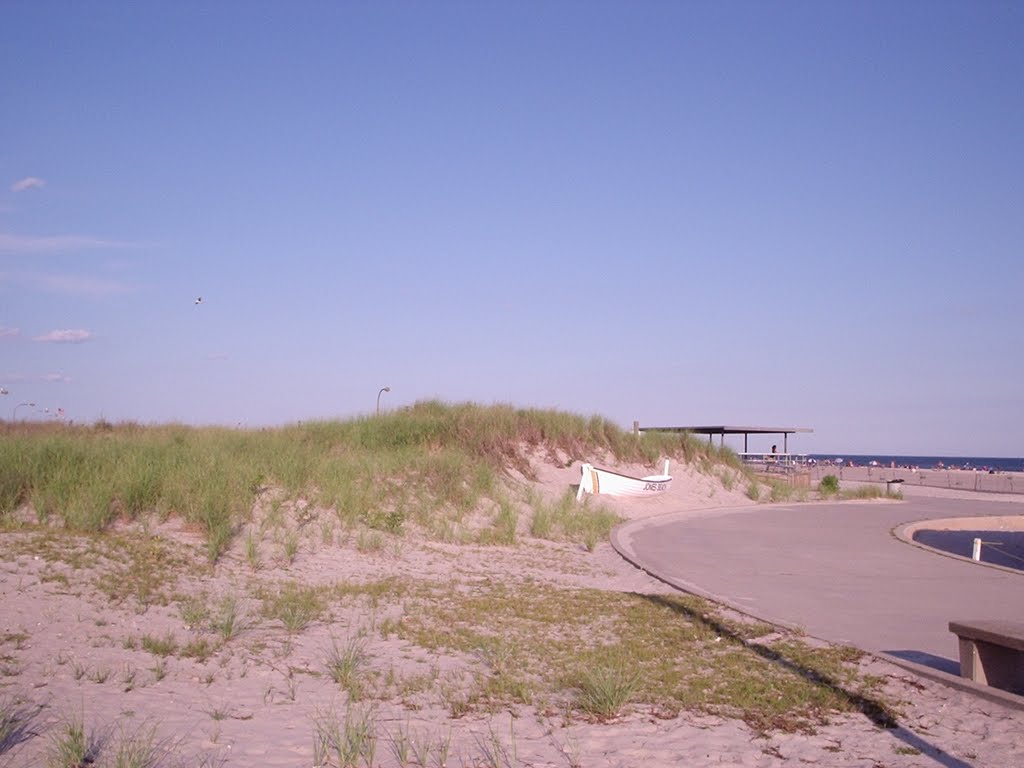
[528,489,620,551]
[324,635,370,700]
[3,542,898,744]
[819,474,840,496]
[2,528,194,612]
[140,632,178,658]
[574,663,642,719]
[312,705,378,768]
[210,594,249,641]
[107,722,162,768]
[818,475,902,501]
[178,594,211,630]
[46,714,99,768]
[0,402,900,741]
[0,401,735,560]
[260,581,326,633]
[38,709,218,768]
[0,696,36,757]
[395,582,891,731]
[840,485,900,500]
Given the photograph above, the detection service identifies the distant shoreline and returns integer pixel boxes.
[807,454,1023,473]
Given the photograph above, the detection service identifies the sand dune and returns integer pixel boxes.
[2,457,1021,767]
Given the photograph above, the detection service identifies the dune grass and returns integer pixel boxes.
[529,489,620,551]
[260,581,326,633]
[841,485,902,501]
[0,403,907,744]
[575,663,642,719]
[312,705,378,768]
[0,401,734,560]
[46,714,99,768]
[0,696,36,758]
[38,709,219,768]
[2,528,193,612]
[818,474,840,496]
[818,475,902,501]
[324,635,370,700]
[395,582,893,731]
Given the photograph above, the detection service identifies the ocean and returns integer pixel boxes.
[807,455,1024,473]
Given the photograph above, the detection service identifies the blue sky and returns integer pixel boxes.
[2,2,1021,456]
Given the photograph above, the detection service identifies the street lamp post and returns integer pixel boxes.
[14,402,36,421]
[376,386,391,416]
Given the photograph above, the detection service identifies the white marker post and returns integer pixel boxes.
[972,537,982,561]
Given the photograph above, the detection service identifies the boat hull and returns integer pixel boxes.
[577,462,672,499]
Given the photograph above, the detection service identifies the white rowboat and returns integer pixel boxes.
[576,460,672,500]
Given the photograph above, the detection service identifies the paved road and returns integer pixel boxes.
[613,493,1024,675]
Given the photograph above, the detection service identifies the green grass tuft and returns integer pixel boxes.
[312,705,378,768]
[528,490,620,551]
[324,636,370,700]
[46,715,99,768]
[574,663,641,719]
[261,582,325,633]
[140,632,178,657]
[839,485,892,500]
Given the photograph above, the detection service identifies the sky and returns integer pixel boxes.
[1,1,1022,456]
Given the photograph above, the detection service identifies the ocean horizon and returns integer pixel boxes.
[806,454,1024,473]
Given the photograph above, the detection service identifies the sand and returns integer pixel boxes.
[811,464,1024,497]
[2,457,1023,767]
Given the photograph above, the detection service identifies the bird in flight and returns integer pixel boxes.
[195,297,203,305]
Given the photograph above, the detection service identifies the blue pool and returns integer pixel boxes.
[912,530,1024,572]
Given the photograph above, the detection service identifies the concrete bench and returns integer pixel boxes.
[949,620,1024,694]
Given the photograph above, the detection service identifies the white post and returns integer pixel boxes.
[972,537,982,561]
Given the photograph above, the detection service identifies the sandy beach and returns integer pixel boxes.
[810,464,1024,496]
[2,457,1023,767]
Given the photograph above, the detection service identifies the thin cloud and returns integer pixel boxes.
[206,352,229,361]
[0,232,146,254]
[12,271,133,297]
[41,372,72,383]
[10,177,46,193]
[34,329,93,344]
[0,326,19,339]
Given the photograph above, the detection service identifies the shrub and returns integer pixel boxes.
[818,475,840,496]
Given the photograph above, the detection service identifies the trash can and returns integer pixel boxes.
[886,479,904,494]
